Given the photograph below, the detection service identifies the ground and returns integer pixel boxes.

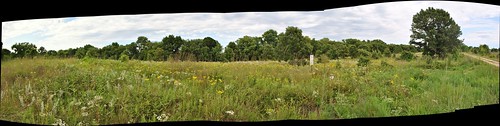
[0,54,498,125]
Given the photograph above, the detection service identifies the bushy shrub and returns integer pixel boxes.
[317,54,330,64]
[357,57,370,67]
[119,54,129,62]
[400,51,414,61]
[358,49,371,58]
[372,50,382,59]
[383,48,392,57]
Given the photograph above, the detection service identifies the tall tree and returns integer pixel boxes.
[262,29,278,46]
[38,46,47,55]
[11,42,38,58]
[277,26,309,62]
[161,35,184,57]
[2,48,12,60]
[409,7,462,58]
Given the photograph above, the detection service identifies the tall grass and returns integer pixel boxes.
[1,55,498,125]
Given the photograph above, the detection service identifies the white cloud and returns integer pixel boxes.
[2,1,499,51]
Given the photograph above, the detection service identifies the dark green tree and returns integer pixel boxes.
[409,7,463,58]
[479,44,490,55]
[11,42,38,58]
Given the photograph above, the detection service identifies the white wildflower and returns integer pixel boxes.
[77,122,84,126]
[186,92,192,96]
[53,119,67,126]
[41,101,45,115]
[81,107,87,111]
[329,74,335,80]
[82,112,89,116]
[94,96,103,100]
[127,119,135,124]
[224,85,232,90]
[174,80,182,86]
[109,101,114,107]
[274,98,282,102]
[199,99,203,103]
[225,110,235,115]
[432,99,438,104]
[87,100,95,106]
[75,101,82,106]
[313,91,319,98]
[18,95,25,107]
[48,94,55,101]
[156,113,169,122]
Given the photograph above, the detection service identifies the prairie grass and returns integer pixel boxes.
[1,54,498,125]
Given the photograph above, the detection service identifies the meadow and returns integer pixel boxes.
[1,54,498,125]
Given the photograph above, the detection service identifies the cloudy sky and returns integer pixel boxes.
[2,1,499,51]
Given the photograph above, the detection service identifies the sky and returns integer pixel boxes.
[2,1,499,51]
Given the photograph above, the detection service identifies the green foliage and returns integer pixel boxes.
[6,26,438,63]
[409,7,463,58]
[11,42,38,58]
[357,49,371,58]
[383,48,392,57]
[357,57,370,67]
[372,50,382,59]
[399,51,415,61]
[317,54,330,64]
[479,44,490,56]
[277,26,311,61]
[119,51,130,62]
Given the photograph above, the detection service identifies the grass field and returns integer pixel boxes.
[1,54,498,125]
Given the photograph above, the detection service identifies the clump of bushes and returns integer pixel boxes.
[358,49,372,58]
[372,50,382,59]
[399,51,415,61]
[357,57,370,67]
[119,54,129,62]
[317,54,330,64]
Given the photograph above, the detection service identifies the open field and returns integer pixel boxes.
[1,54,498,125]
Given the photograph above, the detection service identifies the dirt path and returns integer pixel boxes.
[463,53,499,67]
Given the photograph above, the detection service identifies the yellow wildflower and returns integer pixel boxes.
[192,76,198,80]
[218,79,222,82]
[390,80,394,85]
[217,90,224,94]
[211,82,216,86]
[145,78,150,81]
[411,77,415,80]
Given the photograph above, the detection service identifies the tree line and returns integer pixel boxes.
[1,26,424,64]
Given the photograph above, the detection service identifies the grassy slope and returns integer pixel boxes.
[0,55,498,125]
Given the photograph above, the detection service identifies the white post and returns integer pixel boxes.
[310,55,314,73]
[310,55,314,66]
